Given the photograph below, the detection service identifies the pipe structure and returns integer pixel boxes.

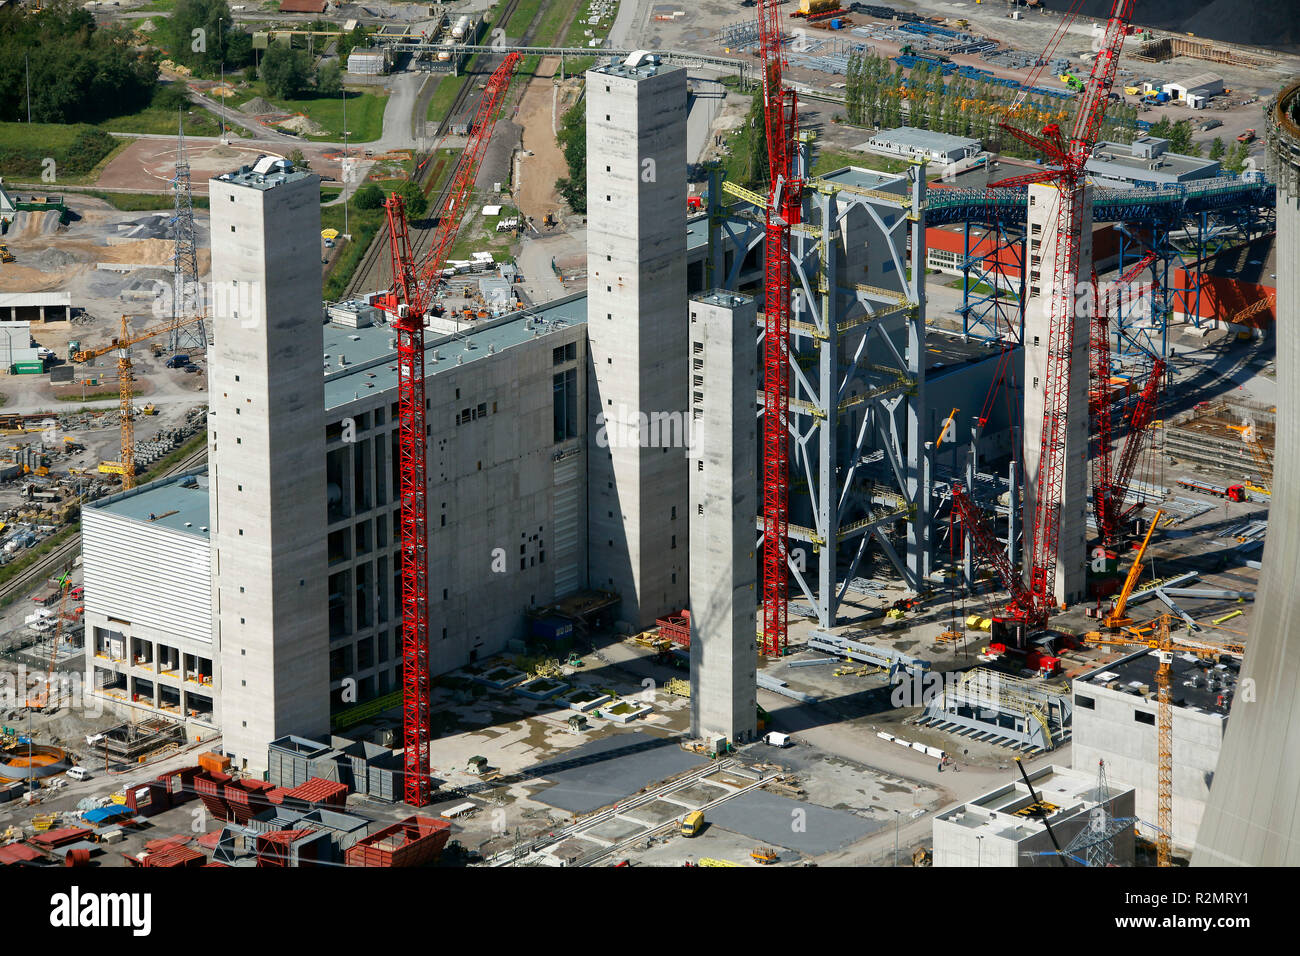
[1194,79,1300,867]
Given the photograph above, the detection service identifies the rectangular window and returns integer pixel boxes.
[1135,710,1155,725]
[1077,695,1095,710]
[553,368,578,442]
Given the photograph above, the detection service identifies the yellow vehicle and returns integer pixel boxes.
[0,244,13,264]
[681,810,705,838]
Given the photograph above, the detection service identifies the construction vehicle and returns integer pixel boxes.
[1102,509,1163,631]
[1175,476,1246,502]
[1237,128,1256,143]
[71,312,205,490]
[681,810,705,837]
[1084,615,1242,866]
[751,846,779,864]
[0,244,14,264]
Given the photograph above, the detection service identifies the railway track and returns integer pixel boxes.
[342,0,528,299]
[0,439,209,607]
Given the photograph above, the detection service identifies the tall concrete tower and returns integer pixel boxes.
[208,158,330,773]
[585,54,689,629]
[688,291,759,745]
[1022,182,1092,607]
[1194,81,1300,866]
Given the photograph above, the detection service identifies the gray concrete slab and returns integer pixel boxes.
[528,730,706,814]
[586,816,651,843]
[704,790,885,857]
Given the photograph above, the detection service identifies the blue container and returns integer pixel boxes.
[530,616,574,641]
[830,18,842,29]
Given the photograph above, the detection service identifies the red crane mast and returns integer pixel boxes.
[376,51,520,806]
[981,0,1138,628]
[757,0,801,657]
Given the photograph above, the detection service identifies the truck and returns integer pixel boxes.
[1176,476,1246,501]
[1237,128,1256,144]
[680,810,705,837]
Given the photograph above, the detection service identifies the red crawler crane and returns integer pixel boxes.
[375,51,520,806]
[757,0,801,657]
[1090,251,1165,549]
[965,0,1138,636]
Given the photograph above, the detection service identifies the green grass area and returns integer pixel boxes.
[81,191,211,212]
[225,83,387,142]
[55,389,144,403]
[426,70,471,126]
[97,84,225,138]
[533,0,576,44]
[562,0,619,47]
[811,147,909,177]
[443,203,519,265]
[321,186,343,203]
[0,522,80,592]
[505,0,545,37]
[946,277,1020,300]
[321,203,386,302]
[0,122,127,183]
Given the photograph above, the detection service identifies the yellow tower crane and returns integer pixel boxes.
[1103,508,1164,632]
[1084,614,1243,866]
[73,313,206,490]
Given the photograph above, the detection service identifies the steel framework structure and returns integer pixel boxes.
[375,51,520,806]
[169,115,206,354]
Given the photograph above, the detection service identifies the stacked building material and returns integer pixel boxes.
[124,780,172,818]
[155,766,201,804]
[280,777,349,810]
[344,816,452,867]
[255,829,325,867]
[124,838,205,868]
[194,770,233,819]
[655,610,691,647]
[224,779,277,824]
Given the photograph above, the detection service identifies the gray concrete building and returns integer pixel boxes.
[1021,182,1091,606]
[860,127,981,165]
[1085,137,1220,189]
[1072,649,1233,851]
[585,53,690,629]
[208,157,331,773]
[1196,81,1300,866]
[688,291,758,745]
[933,764,1136,867]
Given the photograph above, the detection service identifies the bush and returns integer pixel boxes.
[392,180,427,220]
[260,44,312,100]
[352,183,384,209]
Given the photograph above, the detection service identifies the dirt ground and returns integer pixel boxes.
[513,62,582,225]
[96,137,346,195]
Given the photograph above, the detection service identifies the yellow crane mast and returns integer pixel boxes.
[1104,508,1164,631]
[73,313,206,490]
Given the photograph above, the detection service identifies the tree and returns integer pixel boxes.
[260,43,312,100]
[392,180,427,220]
[555,98,588,213]
[352,183,384,209]
[287,147,311,171]
[1209,137,1225,161]
[168,0,251,75]
[316,61,342,98]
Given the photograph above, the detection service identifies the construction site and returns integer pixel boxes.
[0,0,1296,875]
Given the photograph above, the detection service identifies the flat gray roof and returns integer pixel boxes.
[322,293,588,412]
[818,166,908,192]
[88,469,211,539]
[867,126,980,152]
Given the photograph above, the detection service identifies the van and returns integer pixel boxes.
[66,766,90,781]
[165,354,190,369]
[680,810,705,838]
[764,731,792,748]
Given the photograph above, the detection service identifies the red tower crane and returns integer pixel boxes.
[375,51,520,806]
[1090,251,1165,549]
[757,0,801,657]
[972,0,1138,633]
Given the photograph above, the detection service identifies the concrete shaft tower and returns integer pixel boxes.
[1195,81,1300,866]
[208,159,330,773]
[585,55,689,628]
[1022,181,1092,607]
[688,291,758,745]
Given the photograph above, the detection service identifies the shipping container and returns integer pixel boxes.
[345,816,451,867]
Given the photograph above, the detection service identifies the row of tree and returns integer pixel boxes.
[0,1,158,124]
[843,50,1139,160]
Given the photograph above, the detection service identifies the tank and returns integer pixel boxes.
[451,15,470,40]
[437,41,453,62]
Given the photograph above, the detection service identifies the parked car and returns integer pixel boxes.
[165,354,190,369]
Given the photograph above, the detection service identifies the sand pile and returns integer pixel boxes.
[25,248,81,269]
[7,211,63,240]
[239,97,276,115]
[276,114,328,136]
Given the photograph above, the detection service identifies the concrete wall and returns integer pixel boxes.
[1073,677,1226,850]
[688,292,758,744]
[209,169,331,773]
[1195,88,1300,866]
[1021,182,1092,606]
[585,60,689,628]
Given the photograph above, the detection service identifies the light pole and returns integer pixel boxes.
[893,809,900,866]
[976,834,984,868]
[342,88,349,239]
[217,18,227,144]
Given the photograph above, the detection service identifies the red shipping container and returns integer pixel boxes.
[345,816,451,868]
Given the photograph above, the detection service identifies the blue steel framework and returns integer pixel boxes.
[937,176,1276,358]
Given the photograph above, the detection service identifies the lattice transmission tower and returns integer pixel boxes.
[169,113,207,354]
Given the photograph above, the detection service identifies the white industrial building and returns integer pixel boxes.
[858,127,981,167]
[0,292,72,323]
[1162,73,1225,109]
[933,764,1136,866]
[347,47,389,75]
[1072,648,1235,851]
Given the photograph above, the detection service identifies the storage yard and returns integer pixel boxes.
[0,0,1297,881]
